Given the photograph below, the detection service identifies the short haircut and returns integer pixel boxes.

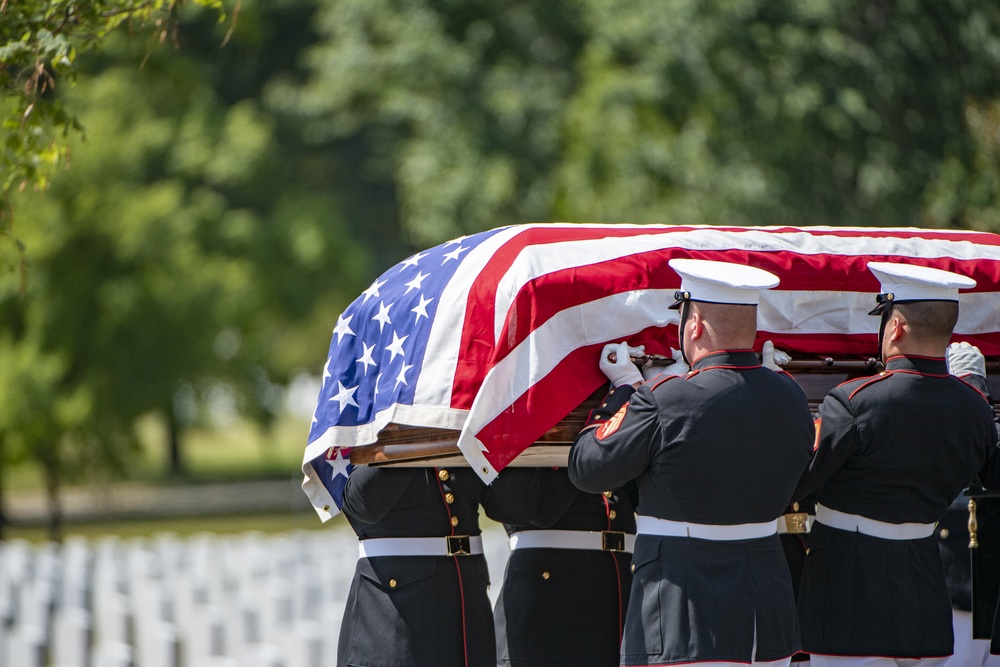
[691,301,758,348]
[894,301,959,344]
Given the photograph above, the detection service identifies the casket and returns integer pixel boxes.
[302,224,1000,521]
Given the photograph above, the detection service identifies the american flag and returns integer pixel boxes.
[302,224,1000,520]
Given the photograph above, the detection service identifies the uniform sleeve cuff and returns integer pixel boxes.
[583,385,636,429]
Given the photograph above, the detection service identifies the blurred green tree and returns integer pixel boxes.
[0,0,225,283]
[279,0,1000,243]
[0,0,369,537]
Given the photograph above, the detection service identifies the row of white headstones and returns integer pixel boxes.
[0,526,513,667]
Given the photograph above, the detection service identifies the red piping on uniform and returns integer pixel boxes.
[956,376,991,403]
[601,494,625,641]
[890,368,951,379]
[695,364,763,371]
[885,354,945,362]
[650,375,681,390]
[847,372,893,400]
[611,551,624,642]
[435,469,470,667]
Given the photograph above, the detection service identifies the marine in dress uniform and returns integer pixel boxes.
[938,494,1000,667]
[494,467,637,666]
[569,259,815,667]
[337,465,539,667]
[947,342,1000,660]
[793,262,1000,667]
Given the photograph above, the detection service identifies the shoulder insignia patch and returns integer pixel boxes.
[596,404,628,441]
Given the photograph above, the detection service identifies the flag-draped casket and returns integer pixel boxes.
[302,224,1000,521]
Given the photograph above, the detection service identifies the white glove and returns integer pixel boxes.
[641,347,690,381]
[761,340,791,371]
[600,342,644,387]
[946,341,986,378]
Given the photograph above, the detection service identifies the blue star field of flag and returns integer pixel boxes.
[308,228,505,509]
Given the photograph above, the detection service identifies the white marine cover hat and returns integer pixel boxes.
[668,258,780,309]
[866,261,976,315]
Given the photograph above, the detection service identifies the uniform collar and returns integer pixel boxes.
[690,349,761,370]
[884,355,948,375]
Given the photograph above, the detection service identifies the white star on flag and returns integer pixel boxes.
[404,271,429,294]
[361,278,386,303]
[442,246,468,263]
[386,331,408,362]
[333,314,355,344]
[395,362,414,389]
[372,301,392,332]
[329,381,359,412]
[444,235,468,246]
[322,357,332,383]
[412,294,433,321]
[399,251,428,269]
[356,342,377,374]
[326,449,351,480]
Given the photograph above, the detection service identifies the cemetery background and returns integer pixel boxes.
[2,475,514,667]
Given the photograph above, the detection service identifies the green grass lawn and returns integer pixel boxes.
[3,511,348,543]
[5,411,312,492]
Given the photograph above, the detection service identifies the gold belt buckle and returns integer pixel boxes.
[601,530,626,552]
[783,512,809,534]
[446,535,472,556]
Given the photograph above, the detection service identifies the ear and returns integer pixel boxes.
[888,314,906,342]
[689,310,704,340]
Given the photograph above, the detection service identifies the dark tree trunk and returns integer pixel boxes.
[40,448,62,543]
[0,437,6,541]
[167,404,184,477]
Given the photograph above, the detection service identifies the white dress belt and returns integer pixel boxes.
[358,535,484,558]
[814,503,936,540]
[509,529,636,553]
[636,515,778,541]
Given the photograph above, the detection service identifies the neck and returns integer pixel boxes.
[883,341,947,359]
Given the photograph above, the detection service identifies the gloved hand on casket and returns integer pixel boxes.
[761,340,792,371]
[946,341,986,378]
[600,342,645,387]
[641,347,690,381]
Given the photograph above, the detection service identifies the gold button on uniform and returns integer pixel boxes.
[389,579,397,588]
[451,516,459,527]
[603,491,613,498]
[438,469,450,481]
[444,493,455,504]
[939,528,950,539]
[609,510,617,520]
[631,564,635,572]
[542,571,550,580]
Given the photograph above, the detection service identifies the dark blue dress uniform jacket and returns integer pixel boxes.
[337,466,538,667]
[495,468,637,666]
[794,355,1000,659]
[962,373,1000,656]
[569,350,814,665]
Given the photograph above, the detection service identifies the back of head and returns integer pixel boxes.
[894,301,959,350]
[691,301,758,350]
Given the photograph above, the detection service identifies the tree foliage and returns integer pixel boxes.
[0,0,370,536]
[0,0,225,272]
[281,0,1000,244]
